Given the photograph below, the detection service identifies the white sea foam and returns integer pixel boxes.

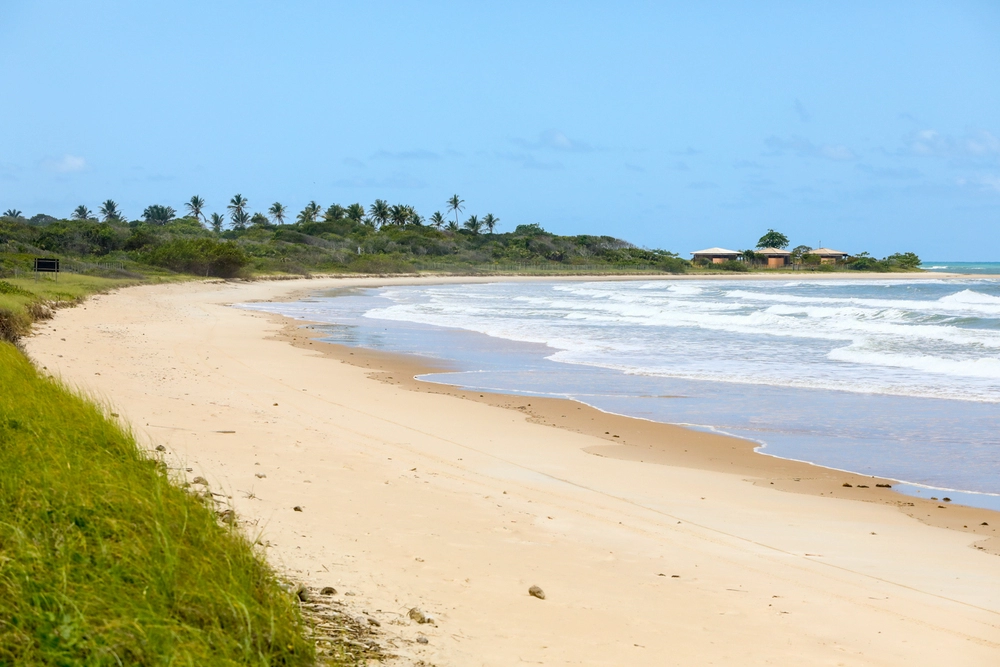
[361,279,1000,403]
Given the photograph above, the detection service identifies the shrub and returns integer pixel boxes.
[719,259,749,272]
[658,257,689,274]
[144,238,249,278]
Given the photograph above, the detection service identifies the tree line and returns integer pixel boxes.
[20,193,501,236]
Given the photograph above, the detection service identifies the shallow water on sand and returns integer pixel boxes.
[240,279,1000,510]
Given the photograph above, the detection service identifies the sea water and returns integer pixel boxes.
[241,278,1000,509]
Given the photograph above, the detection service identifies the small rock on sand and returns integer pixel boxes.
[293,506,303,512]
[529,585,546,600]
[295,584,310,602]
[192,476,208,486]
[408,607,432,624]
[155,444,166,452]
[255,473,266,478]
[320,586,337,595]
[416,635,429,644]
[842,483,852,487]
[217,509,235,525]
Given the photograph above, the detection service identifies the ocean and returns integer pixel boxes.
[922,261,1000,275]
[241,277,1000,510]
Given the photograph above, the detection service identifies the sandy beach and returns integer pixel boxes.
[25,276,1000,665]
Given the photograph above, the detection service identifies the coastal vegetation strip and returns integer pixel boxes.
[2,197,920,280]
[0,343,319,665]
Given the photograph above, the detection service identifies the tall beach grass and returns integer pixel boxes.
[0,343,316,665]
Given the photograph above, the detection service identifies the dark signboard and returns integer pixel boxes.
[34,258,60,273]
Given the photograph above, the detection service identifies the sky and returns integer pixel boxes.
[2,1,999,259]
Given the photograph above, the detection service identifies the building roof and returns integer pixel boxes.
[691,247,740,256]
[755,247,791,255]
[811,247,848,256]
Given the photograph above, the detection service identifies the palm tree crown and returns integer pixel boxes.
[268,202,286,225]
[185,195,206,222]
[72,205,93,221]
[209,212,225,233]
[447,194,464,223]
[99,200,121,222]
[346,203,365,222]
[227,195,249,229]
[482,213,499,234]
[429,211,446,229]
[369,199,390,228]
[463,214,481,234]
[296,201,321,224]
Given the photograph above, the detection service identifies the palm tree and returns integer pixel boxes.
[250,212,270,227]
[389,204,409,226]
[463,214,481,234]
[445,220,459,232]
[142,205,176,224]
[3,209,22,219]
[323,203,346,221]
[185,195,206,222]
[72,205,93,221]
[99,200,121,222]
[210,212,225,233]
[346,203,365,222]
[268,202,286,225]
[368,199,390,228]
[406,207,423,226]
[429,211,446,229]
[447,194,464,224]
[482,213,499,234]
[227,194,248,227]
[296,201,321,224]
[231,210,250,230]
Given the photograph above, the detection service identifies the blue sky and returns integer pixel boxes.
[2,1,999,259]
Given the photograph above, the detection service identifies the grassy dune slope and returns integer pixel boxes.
[0,343,315,665]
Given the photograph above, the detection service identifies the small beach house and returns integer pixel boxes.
[810,248,849,264]
[756,248,792,267]
[691,247,740,264]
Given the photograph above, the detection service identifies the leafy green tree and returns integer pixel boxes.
[369,199,390,228]
[346,203,365,222]
[268,202,286,225]
[227,195,248,228]
[72,205,94,221]
[739,249,760,264]
[99,200,122,222]
[447,194,464,224]
[250,212,270,227]
[185,195,206,222]
[429,211,446,229]
[142,205,176,225]
[790,245,813,263]
[463,214,481,234]
[296,201,321,224]
[756,229,789,249]
[323,203,346,222]
[885,252,921,269]
[482,213,499,233]
[209,212,225,233]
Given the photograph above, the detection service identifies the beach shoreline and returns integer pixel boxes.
[24,276,1000,665]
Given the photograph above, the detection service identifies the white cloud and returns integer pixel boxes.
[906,129,1000,160]
[511,129,593,153]
[49,154,87,172]
[764,135,857,161]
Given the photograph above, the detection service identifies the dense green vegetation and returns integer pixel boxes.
[1,195,687,279]
[0,343,315,665]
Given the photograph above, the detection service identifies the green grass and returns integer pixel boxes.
[0,343,316,665]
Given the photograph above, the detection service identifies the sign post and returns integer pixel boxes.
[33,258,60,281]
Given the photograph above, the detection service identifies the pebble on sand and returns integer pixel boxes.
[320,586,337,595]
[192,476,208,486]
[529,585,546,600]
[408,607,433,624]
[293,505,303,512]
